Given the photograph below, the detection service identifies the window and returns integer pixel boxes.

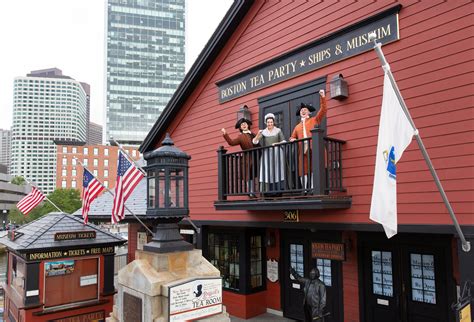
[62,147,67,153]
[10,254,26,296]
[371,250,393,297]
[208,233,240,291]
[71,180,76,188]
[62,180,67,188]
[104,170,108,178]
[132,150,137,157]
[250,236,263,288]
[62,158,67,166]
[316,259,332,286]
[93,159,98,166]
[72,147,77,153]
[84,147,88,155]
[62,169,66,176]
[104,180,108,188]
[104,148,109,156]
[72,158,77,166]
[72,169,76,176]
[93,148,98,155]
[83,159,88,166]
[410,253,436,304]
[93,170,98,177]
[205,229,265,293]
[290,244,304,277]
[104,159,109,167]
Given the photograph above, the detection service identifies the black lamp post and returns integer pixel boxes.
[143,133,193,253]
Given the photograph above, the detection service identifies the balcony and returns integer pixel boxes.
[214,128,351,211]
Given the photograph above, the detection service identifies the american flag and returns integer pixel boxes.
[16,186,45,215]
[82,168,104,224]
[112,151,144,223]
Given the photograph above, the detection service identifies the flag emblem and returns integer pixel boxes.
[370,72,415,238]
[81,168,104,224]
[16,186,45,215]
[112,151,144,223]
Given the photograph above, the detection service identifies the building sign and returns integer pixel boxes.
[25,246,115,261]
[459,303,471,322]
[45,260,75,277]
[54,231,96,241]
[284,210,299,222]
[168,277,223,322]
[312,242,345,261]
[80,274,98,286]
[217,6,400,102]
[49,310,105,322]
[267,259,279,282]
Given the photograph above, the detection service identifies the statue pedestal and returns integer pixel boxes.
[107,249,230,322]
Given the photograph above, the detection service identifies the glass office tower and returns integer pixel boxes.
[106,0,185,145]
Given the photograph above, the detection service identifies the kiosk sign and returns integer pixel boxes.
[168,277,222,322]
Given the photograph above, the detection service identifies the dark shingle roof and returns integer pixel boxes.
[0,212,126,252]
[72,179,147,221]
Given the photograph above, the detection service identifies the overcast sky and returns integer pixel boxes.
[0,0,233,130]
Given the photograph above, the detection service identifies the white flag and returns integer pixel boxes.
[370,72,415,238]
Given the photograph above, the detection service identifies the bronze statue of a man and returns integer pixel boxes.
[290,267,327,321]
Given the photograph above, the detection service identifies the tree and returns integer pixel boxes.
[10,176,26,185]
[8,188,82,225]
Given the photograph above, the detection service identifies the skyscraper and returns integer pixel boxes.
[88,122,103,145]
[106,0,185,145]
[0,129,11,174]
[11,68,87,194]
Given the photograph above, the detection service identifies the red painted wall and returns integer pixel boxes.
[155,0,473,227]
[265,228,281,311]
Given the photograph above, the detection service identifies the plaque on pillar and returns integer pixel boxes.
[123,292,142,322]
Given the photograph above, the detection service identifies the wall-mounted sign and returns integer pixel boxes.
[217,6,400,102]
[45,260,75,277]
[267,259,279,282]
[54,231,96,241]
[168,277,223,322]
[80,274,98,286]
[312,242,345,261]
[284,210,299,222]
[50,310,105,322]
[26,246,115,261]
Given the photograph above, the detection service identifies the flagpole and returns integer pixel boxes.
[369,33,471,252]
[107,140,201,234]
[109,137,146,175]
[75,158,154,235]
[21,176,66,214]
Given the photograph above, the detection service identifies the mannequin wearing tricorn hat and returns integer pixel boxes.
[290,89,327,189]
[221,116,258,197]
[253,113,286,195]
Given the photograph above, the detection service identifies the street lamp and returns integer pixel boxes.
[330,74,349,100]
[142,133,193,253]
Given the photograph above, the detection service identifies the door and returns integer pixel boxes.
[360,234,454,322]
[258,77,327,139]
[282,230,343,322]
[282,235,308,321]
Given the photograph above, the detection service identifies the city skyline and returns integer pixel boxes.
[0,0,232,131]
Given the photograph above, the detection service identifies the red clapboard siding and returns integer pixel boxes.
[158,1,474,229]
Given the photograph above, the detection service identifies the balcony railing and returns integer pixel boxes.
[217,127,347,204]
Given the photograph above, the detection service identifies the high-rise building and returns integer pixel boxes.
[106,0,185,145]
[88,122,103,145]
[80,82,91,142]
[0,129,11,173]
[11,68,87,194]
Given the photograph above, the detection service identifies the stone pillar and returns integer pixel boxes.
[107,249,230,322]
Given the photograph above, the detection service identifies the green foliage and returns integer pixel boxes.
[8,188,82,225]
[10,176,26,185]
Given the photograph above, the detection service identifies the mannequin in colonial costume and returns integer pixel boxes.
[253,113,286,195]
[290,89,327,189]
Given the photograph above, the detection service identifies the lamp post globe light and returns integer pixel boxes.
[143,133,193,253]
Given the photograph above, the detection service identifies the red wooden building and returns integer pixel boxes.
[137,1,473,321]
[0,213,126,322]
